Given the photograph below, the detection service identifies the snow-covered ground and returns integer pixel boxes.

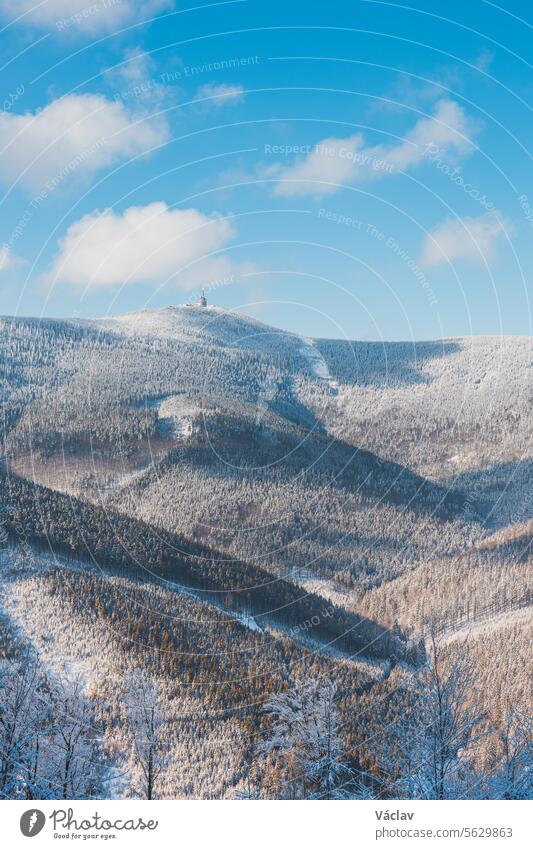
[1,562,104,688]
[101,465,154,493]
[93,305,225,341]
[299,336,340,395]
[158,396,197,439]
[439,606,532,645]
[91,305,303,356]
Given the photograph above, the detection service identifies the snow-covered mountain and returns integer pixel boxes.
[45,305,530,529]
[93,304,304,352]
[0,305,531,801]
[2,306,530,555]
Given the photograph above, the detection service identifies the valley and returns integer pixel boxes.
[0,305,531,799]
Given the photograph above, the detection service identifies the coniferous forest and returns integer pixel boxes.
[0,309,531,800]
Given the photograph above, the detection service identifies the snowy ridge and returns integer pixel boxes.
[91,305,303,356]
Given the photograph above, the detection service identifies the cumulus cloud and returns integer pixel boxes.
[272,99,476,197]
[0,246,27,273]
[420,211,510,267]
[195,83,245,107]
[0,0,172,35]
[106,48,172,106]
[0,94,168,192]
[48,201,246,290]
[271,134,367,198]
[383,99,474,170]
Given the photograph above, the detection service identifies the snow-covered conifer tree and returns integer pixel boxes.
[262,679,355,799]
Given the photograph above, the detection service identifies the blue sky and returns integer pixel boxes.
[0,0,531,340]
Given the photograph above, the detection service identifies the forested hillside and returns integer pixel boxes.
[0,468,404,661]
[0,306,531,799]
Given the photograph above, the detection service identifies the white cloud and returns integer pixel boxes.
[0,94,168,192]
[420,211,510,267]
[195,83,245,107]
[106,49,168,104]
[0,246,27,273]
[272,99,476,197]
[48,201,246,290]
[272,134,366,197]
[473,49,494,73]
[112,48,155,88]
[0,0,172,35]
[383,99,474,170]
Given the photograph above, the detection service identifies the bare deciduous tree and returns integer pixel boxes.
[378,633,488,800]
[0,655,42,797]
[124,670,167,800]
[49,674,102,799]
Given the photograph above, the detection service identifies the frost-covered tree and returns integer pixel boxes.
[423,635,487,800]
[379,634,487,800]
[0,655,44,798]
[486,708,532,799]
[48,674,103,799]
[124,670,167,800]
[0,655,103,800]
[262,679,355,799]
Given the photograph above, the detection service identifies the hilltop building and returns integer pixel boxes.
[185,290,208,308]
